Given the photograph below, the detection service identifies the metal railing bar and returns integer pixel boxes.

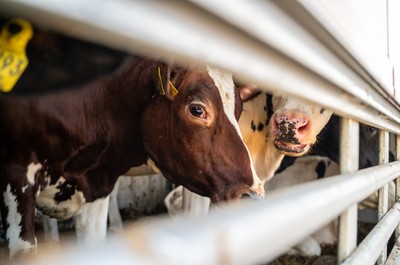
[377,130,389,265]
[396,135,400,239]
[22,162,400,265]
[342,202,400,265]
[276,0,399,112]
[378,130,391,264]
[385,235,400,265]
[338,118,359,263]
[1,1,400,134]
[190,0,400,130]
[0,2,398,264]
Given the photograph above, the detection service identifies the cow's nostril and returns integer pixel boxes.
[241,193,251,199]
[297,121,309,134]
[241,191,263,200]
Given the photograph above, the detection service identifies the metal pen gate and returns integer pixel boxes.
[1,1,400,264]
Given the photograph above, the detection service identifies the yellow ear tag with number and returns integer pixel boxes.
[0,18,33,93]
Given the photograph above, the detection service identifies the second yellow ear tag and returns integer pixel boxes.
[157,66,179,97]
[0,18,33,93]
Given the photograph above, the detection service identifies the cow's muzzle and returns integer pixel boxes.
[241,190,264,200]
[274,140,307,155]
[244,181,265,200]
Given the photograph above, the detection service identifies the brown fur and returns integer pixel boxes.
[0,56,256,257]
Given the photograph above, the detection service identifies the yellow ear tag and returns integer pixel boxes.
[0,18,33,93]
[157,66,178,97]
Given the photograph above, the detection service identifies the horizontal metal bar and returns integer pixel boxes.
[24,162,400,265]
[385,237,400,265]
[276,0,400,114]
[190,0,400,130]
[1,0,400,133]
[342,202,400,265]
[1,2,399,264]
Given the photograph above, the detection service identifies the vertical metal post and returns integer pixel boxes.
[378,130,390,218]
[377,130,389,265]
[338,118,359,264]
[396,134,400,239]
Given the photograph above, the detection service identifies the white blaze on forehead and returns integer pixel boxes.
[273,96,310,113]
[206,66,239,131]
[274,95,328,116]
[207,66,264,196]
[3,185,36,257]
[26,162,42,185]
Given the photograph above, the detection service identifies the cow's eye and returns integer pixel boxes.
[189,104,206,119]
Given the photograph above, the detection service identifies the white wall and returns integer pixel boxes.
[300,0,394,99]
[388,0,400,103]
[117,174,171,214]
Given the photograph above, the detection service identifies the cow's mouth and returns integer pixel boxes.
[274,140,307,155]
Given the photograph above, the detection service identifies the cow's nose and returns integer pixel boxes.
[273,113,311,139]
[294,117,309,135]
[247,182,265,199]
[275,114,308,128]
[241,190,264,200]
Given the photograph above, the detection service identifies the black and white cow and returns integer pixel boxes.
[240,91,333,182]
[265,116,396,256]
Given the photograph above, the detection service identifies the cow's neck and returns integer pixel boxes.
[102,56,156,109]
[95,57,158,170]
[254,137,284,183]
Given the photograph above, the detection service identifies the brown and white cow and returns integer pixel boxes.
[168,90,333,217]
[0,55,264,258]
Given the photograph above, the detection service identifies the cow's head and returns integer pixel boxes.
[140,63,264,203]
[359,124,396,168]
[269,95,332,156]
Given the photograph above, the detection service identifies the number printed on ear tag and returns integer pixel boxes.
[0,18,33,93]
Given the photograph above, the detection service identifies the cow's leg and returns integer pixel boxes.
[1,183,37,258]
[42,214,60,242]
[164,185,183,217]
[73,196,109,245]
[182,187,210,217]
[108,179,123,233]
[288,236,321,256]
[312,220,338,246]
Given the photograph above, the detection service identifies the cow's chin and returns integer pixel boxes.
[274,140,308,156]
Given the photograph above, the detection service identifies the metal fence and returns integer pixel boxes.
[1,1,400,264]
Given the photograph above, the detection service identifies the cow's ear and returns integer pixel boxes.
[236,83,261,102]
[157,63,178,100]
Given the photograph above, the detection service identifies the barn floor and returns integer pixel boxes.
[267,244,337,265]
[267,221,376,265]
[0,210,377,265]
[0,205,169,264]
